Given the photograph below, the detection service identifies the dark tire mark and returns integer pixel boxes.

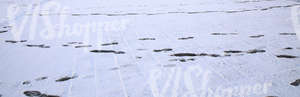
[55,75,78,82]
[153,48,173,52]
[290,79,300,86]
[90,50,125,54]
[276,55,298,59]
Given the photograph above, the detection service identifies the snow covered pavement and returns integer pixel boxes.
[0,0,300,97]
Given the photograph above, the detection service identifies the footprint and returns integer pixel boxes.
[24,91,41,97]
[163,64,177,68]
[5,40,18,43]
[224,50,243,53]
[136,56,142,59]
[24,91,59,97]
[71,13,84,16]
[169,58,195,62]
[178,37,194,40]
[90,50,125,54]
[109,67,119,71]
[249,35,264,38]
[35,77,48,81]
[211,33,238,35]
[62,44,69,47]
[290,79,300,86]
[276,55,298,59]
[279,33,296,35]
[284,47,293,50]
[91,13,101,15]
[137,49,147,51]
[170,53,198,57]
[171,53,221,57]
[22,81,31,85]
[5,40,27,43]
[101,42,118,46]
[246,49,266,54]
[56,75,78,82]
[2,26,12,28]
[74,45,92,48]
[67,42,83,44]
[138,38,155,40]
[153,48,173,52]
[26,44,50,48]
[0,30,7,33]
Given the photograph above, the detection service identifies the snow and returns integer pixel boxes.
[0,0,300,97]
